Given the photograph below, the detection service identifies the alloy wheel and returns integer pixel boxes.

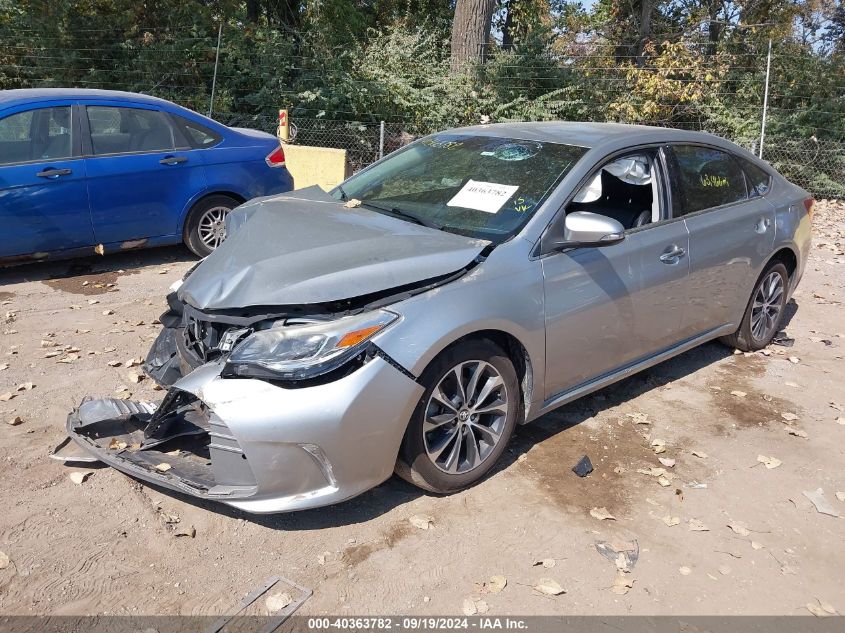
[197,206,230,250]
[750,271,784,341]
[423,360,509,474]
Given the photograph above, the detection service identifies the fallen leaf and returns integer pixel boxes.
[751,541,764,550]
[462,598,477,616]
[836,417,845,425]
[691,450,708,458]
[487,575,507,593]
[727,522,750,536]
[409,514,434,530]
[127,371,144,384]
[40,340,57,348]
[651,439,666,454]
[658,457,676,468]
[174,525,196,538]
[718,564,731,575]
[344,198,362,208]
[126,357,142,368]
[831,402,844,412]
[662,515,680,527]
[637,466,666,477]
[610,572,634,595]
[265,592,292,613]
[590,507,616,521]
[757,455,782,469]
[785,427,808,438]
[102,309,114,316]
[16,382,34,391]
[688,519,709,532]
[94,243,105,255]
[625,412,650,424]
[108,438,128,450]
[595,540,639,572]
[533,559,555,568]
[836,492,845,502]
[803,488,840,517]
[0,551,9,569]
[780,412,799,422]
[6,416,22,426]
[69,471,92,485]
[806,601,838,617]
[154,463,172,473]
[533,578,565,596]
[730,390,747,398]
[0,392,16,402]
[679,566,692,576]
[0,363,7,371]
[107,360,121,367]
[657,476,672,487]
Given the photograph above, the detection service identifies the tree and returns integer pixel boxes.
[450,0,497,71]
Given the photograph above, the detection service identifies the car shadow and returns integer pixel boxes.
[0,245,197,286]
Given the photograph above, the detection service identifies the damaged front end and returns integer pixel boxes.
[65,292,427,513]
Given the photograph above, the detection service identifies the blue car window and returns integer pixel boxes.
[0,106,72,165]
[172,114,221,148]
[86,106,175,155]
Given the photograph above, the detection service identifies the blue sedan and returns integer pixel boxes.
[0,89,293,261]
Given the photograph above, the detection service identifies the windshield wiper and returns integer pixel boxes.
[336,184,349,201]
[360,201,443,231]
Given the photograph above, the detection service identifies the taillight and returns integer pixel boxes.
[265,145,285,167]
[803,197,815,222]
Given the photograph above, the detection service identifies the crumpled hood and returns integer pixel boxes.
[178,187,489,310]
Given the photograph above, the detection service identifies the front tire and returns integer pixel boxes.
[395,340,520,493]
[183,195,240,257]
[720,261,789,352]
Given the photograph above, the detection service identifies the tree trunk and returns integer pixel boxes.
[501,0,515,51]
[246,0,260,23]
[450,0,497,72]
[635,0,655,63]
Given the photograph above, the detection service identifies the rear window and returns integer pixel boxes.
[740,159,772,197]
[670,145,747,215]
[173,115,221,148]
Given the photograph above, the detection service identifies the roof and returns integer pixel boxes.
[0,88,174,109]
[446,121,723,151]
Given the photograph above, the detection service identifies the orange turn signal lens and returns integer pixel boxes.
[337,325,382,348]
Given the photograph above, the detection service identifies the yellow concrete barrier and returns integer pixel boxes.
[282,144,351,192]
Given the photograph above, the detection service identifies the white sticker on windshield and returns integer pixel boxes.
[447,180,519,214]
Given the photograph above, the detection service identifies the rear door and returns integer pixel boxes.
[666,144,775,337]
[0,103,93,258]
[81,102,206,245]
[541,148,691,400]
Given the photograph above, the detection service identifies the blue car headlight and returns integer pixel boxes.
[223,309,399,380]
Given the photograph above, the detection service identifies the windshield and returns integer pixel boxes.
[332,134,587,242]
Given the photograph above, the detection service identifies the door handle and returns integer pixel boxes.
[36,168,72,178]
[159,156,187,165]
[659,245,687,264]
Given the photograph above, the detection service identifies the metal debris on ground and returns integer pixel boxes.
[803,488,841,517]
[771,332,795,347]
[595,539,639,572]
[571,455,593,477]
[203,575,312,633]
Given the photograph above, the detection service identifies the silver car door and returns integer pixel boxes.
[666,145,776,337]
[540,151,690,402]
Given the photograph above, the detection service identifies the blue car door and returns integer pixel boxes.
[81,102,207,245]
[0,103,94,258]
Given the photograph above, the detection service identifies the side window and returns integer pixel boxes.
[86,106,175,155]
[740,159,772,197]
[172,115,221,148]
[567,151,659,231]
[0,107,72,165]
[670,145,747,215]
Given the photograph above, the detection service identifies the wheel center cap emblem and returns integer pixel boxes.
[459,410,470,422]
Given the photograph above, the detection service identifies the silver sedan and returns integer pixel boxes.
[65,122,813,513]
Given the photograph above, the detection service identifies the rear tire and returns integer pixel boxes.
[720,261,789,352]
[395,340,520,493]
[183,194,240,257]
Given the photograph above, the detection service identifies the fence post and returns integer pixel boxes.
[759,39,772,159]
[378,121,385,160]
[208,22,223,118]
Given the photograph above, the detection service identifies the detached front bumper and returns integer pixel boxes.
[67,355,423,513]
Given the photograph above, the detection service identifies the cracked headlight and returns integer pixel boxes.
[223,310,399,380]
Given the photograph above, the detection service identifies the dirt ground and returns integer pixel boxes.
[0,202,843,618]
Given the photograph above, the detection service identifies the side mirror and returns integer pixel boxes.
[562,211,625,247]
